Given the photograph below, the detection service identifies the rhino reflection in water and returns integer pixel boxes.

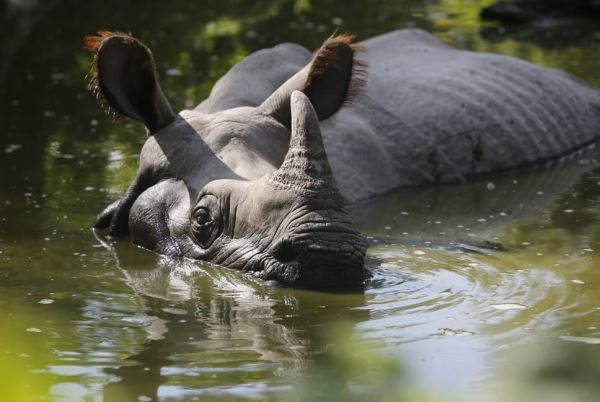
[86,29,600,289]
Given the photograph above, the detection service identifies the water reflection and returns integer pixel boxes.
[80,152,600,396]
[354,148,599,245]
[353,155,600,389]
[91,234,368,400]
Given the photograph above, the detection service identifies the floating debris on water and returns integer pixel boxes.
[491,303,527,311]
[38,299,54,305]
[162,307,188,316]
[486,182,496,191]
[4,144,22,153]
[559,335,600,345]
[332,17,343,25]
[166,68,183,76]
[26,327,42,333]
[564,209,574,213]
[571,279,585,285]
[413,250,426,255]
[122,315,160,325]
[438,328,474,337]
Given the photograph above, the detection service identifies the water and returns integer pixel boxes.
[1,0,600,400]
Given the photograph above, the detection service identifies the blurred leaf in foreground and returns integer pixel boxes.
[288,323,440,402]
[0,311,51,402]
[481,340,600,402]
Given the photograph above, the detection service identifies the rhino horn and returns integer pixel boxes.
[266,91,343,203]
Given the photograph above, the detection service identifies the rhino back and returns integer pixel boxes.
[323,29,600,203]
[196,43,311,113]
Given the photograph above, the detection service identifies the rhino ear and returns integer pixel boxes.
[261,34,367,126]
[84,31,176,133]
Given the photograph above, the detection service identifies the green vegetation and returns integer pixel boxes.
[0,311,50,402]
[288,324,438,402]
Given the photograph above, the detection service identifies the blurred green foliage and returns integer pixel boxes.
[288,323,438,402]
[287,324,600,402]
[482,342,600,402]
[0,307,57,402]
[0,323,46,401]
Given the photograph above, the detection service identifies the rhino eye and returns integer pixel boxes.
[193,207,212,227]
[191,206,217,247]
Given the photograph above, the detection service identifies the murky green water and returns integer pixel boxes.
[1,0,600,400]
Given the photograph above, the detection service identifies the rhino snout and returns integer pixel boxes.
[264,223,369,289]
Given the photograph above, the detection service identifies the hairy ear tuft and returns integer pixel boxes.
[305,33,368,108]
[83,31,176,133]
[260,32,369,125]
[84,30,131,54]
[84,31,131,118]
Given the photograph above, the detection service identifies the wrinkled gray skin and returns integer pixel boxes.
[91,29,600,289]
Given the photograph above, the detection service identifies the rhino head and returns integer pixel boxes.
[85,32,368,289]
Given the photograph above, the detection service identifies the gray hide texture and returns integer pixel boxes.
[197,29,600,204]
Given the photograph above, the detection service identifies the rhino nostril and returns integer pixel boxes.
[273,241,296,263]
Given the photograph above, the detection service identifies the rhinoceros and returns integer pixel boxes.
[85,29,600,289]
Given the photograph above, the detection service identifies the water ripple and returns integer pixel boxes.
[362,244,570,347]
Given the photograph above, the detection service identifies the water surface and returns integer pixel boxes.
[1,0,600,400]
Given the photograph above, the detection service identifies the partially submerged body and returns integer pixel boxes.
[86,29,600,288]
[200,29,600,203]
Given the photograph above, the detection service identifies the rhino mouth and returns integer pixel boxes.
[189,224,368,290]
[258,251,368,290]
[256,227,368,289]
